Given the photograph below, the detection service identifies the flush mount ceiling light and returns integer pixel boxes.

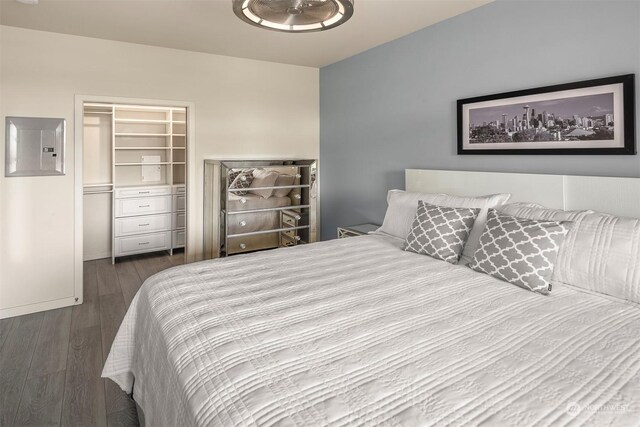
[233,0,354,33]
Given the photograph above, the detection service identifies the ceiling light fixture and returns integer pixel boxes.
[233,0,354,33]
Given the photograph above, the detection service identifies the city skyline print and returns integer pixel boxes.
[457,74,635,155]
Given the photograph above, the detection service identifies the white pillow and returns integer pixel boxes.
[248,169,279,198]
[498,202,591,222]
[553,212,640,304]
[377,190,511,263]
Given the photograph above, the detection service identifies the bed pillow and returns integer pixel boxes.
[248,169,279,198]
[498,203,591,222]
[273,174,295,197]
[553,212,640,304]
[377,190,511,264]
[469,209,571,295]
[404,202,480,264]
[229,169,254,196]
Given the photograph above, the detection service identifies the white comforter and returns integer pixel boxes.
[103,235,640,426]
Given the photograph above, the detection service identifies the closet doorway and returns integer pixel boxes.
[76,97,194,279]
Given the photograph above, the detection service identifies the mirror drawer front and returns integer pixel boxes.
[227,233,279,255]
[115,214,171,237]
[115,195,171,217]
[114,232,171,256]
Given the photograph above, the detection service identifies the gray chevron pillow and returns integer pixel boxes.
[404,202,480,264]
[469,209,571,295]
[229,169,254,196]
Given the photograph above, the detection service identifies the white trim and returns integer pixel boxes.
[0,297,79,319]
[406,169,640,218]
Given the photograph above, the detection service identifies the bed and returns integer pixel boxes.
[103,170,640,426]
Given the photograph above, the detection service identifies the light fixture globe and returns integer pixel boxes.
[233,0,354,33]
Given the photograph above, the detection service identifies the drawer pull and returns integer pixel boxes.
[139,241,150,245]
[239,243,246,249]
[138,223,150,227]
[139,191,150,194]
[239,220,247,227]
[139,205,151,208]
[295,174,302,178]
[240,198,246,204]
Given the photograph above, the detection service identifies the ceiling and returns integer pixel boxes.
[0,0,492,68]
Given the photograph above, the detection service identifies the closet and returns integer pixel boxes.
[82,103,188,263]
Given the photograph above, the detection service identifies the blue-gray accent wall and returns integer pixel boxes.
[319,0,640,240]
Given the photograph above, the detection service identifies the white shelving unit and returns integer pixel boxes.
[82,102,188,263]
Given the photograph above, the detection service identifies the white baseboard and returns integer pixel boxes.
[0,296,81,319]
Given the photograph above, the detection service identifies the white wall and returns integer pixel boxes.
[0,26,319,317]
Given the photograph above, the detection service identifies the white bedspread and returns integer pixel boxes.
[103,235,640,426]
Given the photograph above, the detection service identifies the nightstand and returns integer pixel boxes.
[337,223,380,238]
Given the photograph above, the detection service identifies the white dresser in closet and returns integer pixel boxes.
[114,185,173,257]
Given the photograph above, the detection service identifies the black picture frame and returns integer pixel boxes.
[457,74,635,155]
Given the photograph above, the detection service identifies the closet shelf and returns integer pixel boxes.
[172,121,186,124]
[115,118,170,124]
[172,147,186,150]
[115,162,171,166]
[173,162,186,165]
[115,133,171,137]
[115,147,171,150]
[172,134,186,137]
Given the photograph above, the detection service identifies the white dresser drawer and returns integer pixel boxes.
[115,186,171,199]
[173,194,186,212]
[114,232,171,257]
[172,212,186,229]
[115,195,171,217]
[173,229,185,248]
[115,214,171,237]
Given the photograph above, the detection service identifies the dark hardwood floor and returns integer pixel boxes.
[0,250,184,427]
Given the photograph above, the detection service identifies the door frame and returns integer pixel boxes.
[74,95,196,303]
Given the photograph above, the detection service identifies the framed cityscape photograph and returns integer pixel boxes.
[457,74,635,155]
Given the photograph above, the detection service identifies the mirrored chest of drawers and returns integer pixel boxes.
[203,160,318,258]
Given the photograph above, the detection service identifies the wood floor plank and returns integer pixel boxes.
[96,259,121,297]
[29,307,73,378]
[14,370,66,426]
[99,294,127,364]
[133,252,173,282]
[64,325,103,387]
[168,251,185,267]
[61,378,107,427]
[114,261,142,310]
[83,260,99,302]
[0,312,44,426]
[71,298,101,331]
[105,379,138,425]
[0,317,15,353]
[106,404,139,427]
[62,326,106,427]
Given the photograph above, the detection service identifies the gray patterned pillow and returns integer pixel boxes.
[469,209,571,295]
[229,169,254,196]
[404,202,480,264]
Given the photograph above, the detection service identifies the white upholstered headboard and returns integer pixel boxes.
[406,169,640,219]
